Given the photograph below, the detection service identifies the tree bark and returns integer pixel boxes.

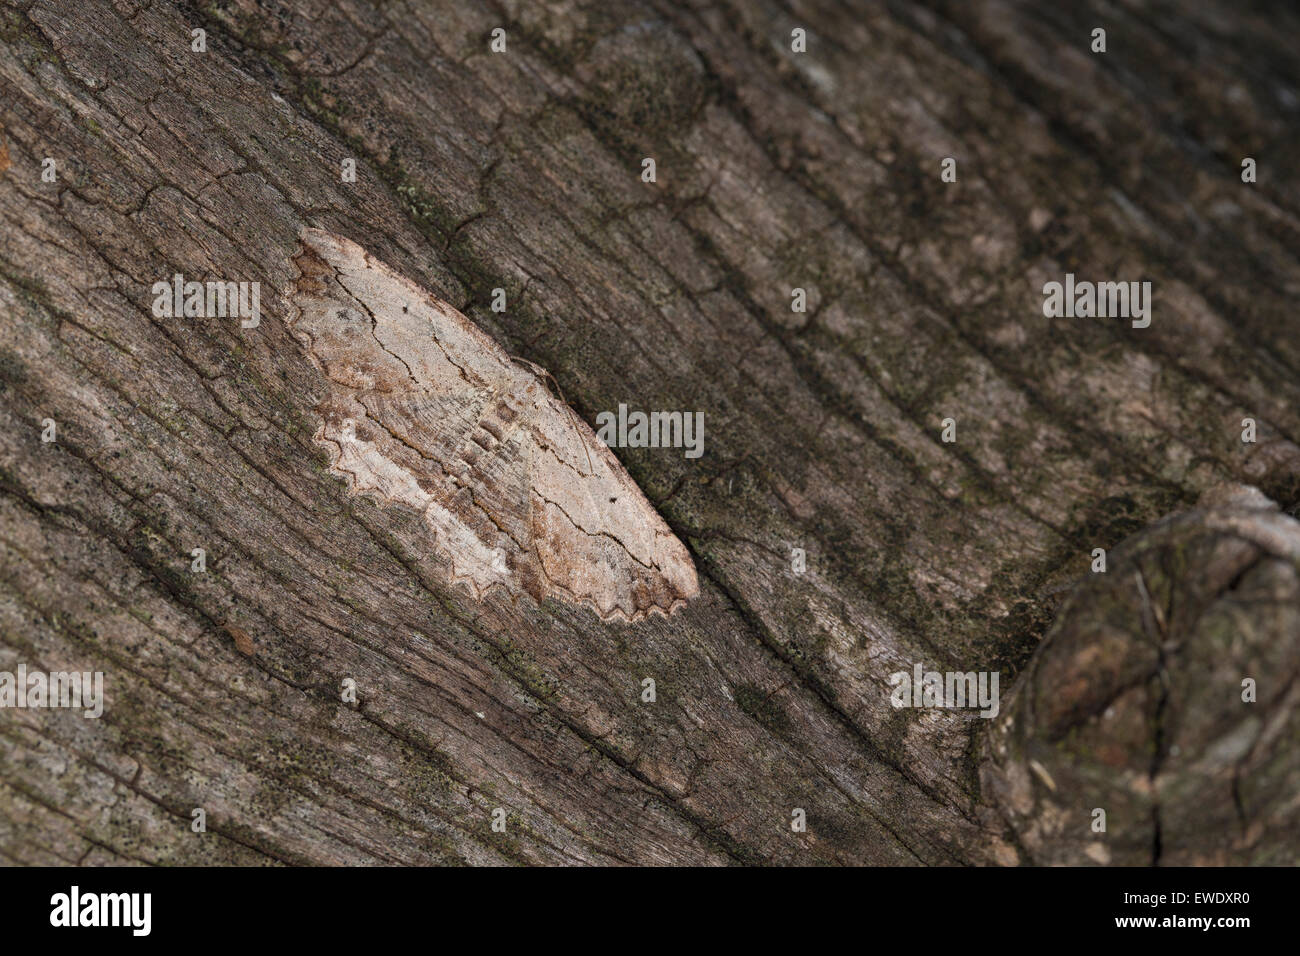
[1,0,1297,865]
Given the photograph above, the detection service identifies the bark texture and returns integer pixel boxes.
[0,0,1298,865]
[985,484,1300,866]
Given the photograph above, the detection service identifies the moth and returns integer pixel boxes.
[286,228,698,622]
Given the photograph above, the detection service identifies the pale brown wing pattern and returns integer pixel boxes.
[286,228,698,621]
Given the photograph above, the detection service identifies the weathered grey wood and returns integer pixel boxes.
[986,484,1300,865]
[0,0,1297,865]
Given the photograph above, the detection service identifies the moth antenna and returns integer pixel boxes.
[569,405,594,475]
[512,355,594,474]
